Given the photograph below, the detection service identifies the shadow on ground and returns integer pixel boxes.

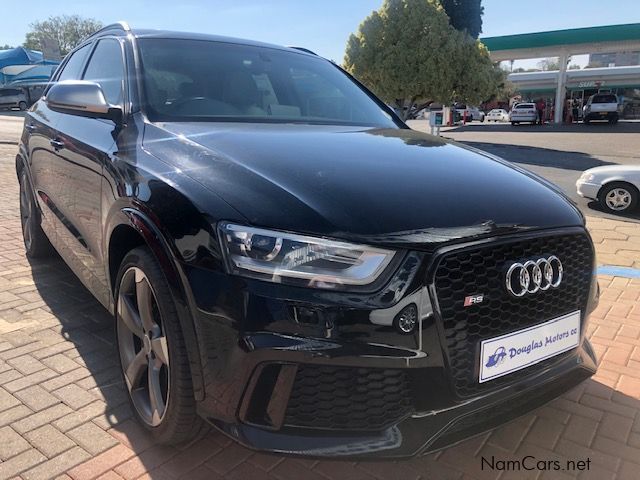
[0,109,26,118]
[29,255,133,425]
[459,140,614,171]
[586,200,640,222]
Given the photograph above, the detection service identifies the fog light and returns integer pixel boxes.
[393,303,418,335]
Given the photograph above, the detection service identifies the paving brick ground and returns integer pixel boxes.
[1,140,640,479]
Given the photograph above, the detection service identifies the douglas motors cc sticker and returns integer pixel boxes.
[479,311,580,383]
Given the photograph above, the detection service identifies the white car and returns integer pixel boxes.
[454,104,484,122]
[485,109,509,122]
[583,93,619,124]
[509,103,537,125]
[576,165,640,213]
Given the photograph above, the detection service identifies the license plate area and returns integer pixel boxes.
[479,311,580,383]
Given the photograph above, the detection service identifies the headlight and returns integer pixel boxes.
[580,172,595,182]
[218,223,396,289]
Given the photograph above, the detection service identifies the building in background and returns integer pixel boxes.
[482,23,640,122]
[506,66,640,120]
[589,51,640,67]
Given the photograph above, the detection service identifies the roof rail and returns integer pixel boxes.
[85,21,131,40]
[288,46,318,56]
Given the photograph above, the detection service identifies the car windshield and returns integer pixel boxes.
[591,94,617,104]
[138,38,397,127]
[515,104,534,109]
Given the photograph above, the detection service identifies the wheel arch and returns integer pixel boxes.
[597,179,640,199]
[15,151,29,178]
[15,153,41,214]
[106,209,205,401]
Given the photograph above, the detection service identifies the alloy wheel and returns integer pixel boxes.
[605,188,632,211]
[117,267,170,426]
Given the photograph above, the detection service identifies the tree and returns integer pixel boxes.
[344,0,501,120]
[23,15,103,56]
[440,0,483,39]
[537,58,560,71]
[0,44,14,50]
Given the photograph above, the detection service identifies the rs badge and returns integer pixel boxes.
[463,294,484,307]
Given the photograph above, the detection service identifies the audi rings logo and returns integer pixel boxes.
[505,256,563,297]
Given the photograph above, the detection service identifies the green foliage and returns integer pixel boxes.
[441,0,483,39]
[0,44,14,50]
[537,58,560,71]
[23,15,103,56]
[344,0,501,119]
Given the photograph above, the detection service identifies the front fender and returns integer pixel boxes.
[106,206,206,401]
[597,176,640,191]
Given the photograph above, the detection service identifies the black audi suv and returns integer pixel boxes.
[16,22,598,458]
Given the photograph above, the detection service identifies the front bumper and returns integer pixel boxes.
[212,341,596,458]
[576,180,601,200]
[183,227,598,458]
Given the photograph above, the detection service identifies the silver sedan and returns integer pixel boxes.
[577,165,640,213]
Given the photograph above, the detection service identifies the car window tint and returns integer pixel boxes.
[138,38,396,127]
[82,39,125,106]
[592,95,616,104]
[57,44,91,82]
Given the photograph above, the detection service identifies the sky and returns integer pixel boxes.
[2,0,639,68]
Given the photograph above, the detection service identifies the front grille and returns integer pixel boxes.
[284,365,413,431]
[432,232,593,398]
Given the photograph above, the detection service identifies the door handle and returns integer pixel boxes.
[25,123,36,131]
[49,139,64,150]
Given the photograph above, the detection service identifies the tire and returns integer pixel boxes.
[598,182,639,213]
[18,101,27,111]
[115,247,204,444]
[609,114,618,125]
[583,116,590,124]
[18,169,52,258]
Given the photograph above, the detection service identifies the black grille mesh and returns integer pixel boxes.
[432,232,593,398]
[284,365,413,431]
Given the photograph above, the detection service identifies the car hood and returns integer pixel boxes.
[585,165,640,176]
[143,122,583,247]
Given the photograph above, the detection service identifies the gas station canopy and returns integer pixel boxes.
[481,23,640,123]
[482,23,640,62]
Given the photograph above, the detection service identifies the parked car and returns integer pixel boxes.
[454,104,484,122]
[467,106,485,122]
[577,165,640,213]
[583,93,619,124]
[509,102,537,125]
[485,108,509,122]
[17,22,598,458]
[0,88,28,110]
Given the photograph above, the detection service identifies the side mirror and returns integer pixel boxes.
[45,80,122,123]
